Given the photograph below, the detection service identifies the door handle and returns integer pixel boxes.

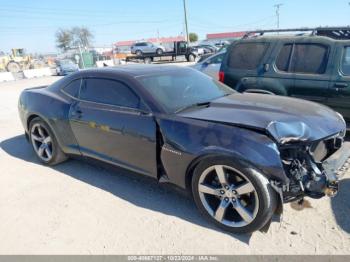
[334,82,348,88]
[263,63,270,72]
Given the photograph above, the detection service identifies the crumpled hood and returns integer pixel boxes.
[179,93,346,144]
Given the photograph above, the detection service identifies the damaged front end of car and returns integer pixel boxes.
[266,120,349,204]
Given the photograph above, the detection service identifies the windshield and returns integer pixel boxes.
[137,69,235,113]
[60,59,74,65]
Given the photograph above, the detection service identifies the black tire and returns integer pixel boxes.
[144,57,152,64]
[136,50,142,56]
[156,48,163,55]
[187,54,195,62]
[191,156,277,234]
[29,117,68,165]
[7,61,21,73]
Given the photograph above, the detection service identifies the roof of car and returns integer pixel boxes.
[77,64,190,77]
[240,34,350,43]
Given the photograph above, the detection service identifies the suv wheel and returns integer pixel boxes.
[136,50,142,56]
[192,157,277,234]
[156,48,163,55]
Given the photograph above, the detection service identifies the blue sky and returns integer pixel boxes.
[0,0,349,53]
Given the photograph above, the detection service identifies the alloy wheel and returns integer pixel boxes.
[30,123,53,162]
[198,165,259,228]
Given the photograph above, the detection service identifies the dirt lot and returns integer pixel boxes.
[0,73,350,255]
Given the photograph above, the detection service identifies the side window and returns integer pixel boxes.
[341,47,350,76]
[80,78,141,109]
[228,43,269,70]
[62,79,81,98]
[209,53,224,64]
[179,42,186,49]
[276,44,293,72]
[290,44,328,74]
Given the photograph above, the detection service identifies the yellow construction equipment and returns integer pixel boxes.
[0,48,45,73]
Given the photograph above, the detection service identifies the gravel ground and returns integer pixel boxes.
[0,73,349,255]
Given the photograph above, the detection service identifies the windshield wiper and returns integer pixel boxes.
[175,101,211,113]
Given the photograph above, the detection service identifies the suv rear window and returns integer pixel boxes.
[228,43,269,70]
[341,47,350,75]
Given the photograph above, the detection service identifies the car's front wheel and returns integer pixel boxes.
[29,117,67,165]
[192,157,277,234]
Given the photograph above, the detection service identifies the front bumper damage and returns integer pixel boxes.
[272,137,349,205]
[323,141,350,179]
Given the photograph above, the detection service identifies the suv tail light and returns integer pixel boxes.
[219,71,225,83]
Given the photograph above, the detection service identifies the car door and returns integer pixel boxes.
[287,41,333,103]
[144,43,153,53]
[69,77,158,177]
[328,44,350,122]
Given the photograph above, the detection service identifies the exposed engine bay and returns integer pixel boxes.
[275,132,349,203]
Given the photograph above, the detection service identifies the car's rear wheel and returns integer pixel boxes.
[29,118,67,165]
[192,157,277,234]
[187,54,195,62]
[136,50,142,56]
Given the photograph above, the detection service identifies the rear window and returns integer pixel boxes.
[290,44,328,74]
[228,42,269,70]
[62,79,81,98]
[341,47,350,76]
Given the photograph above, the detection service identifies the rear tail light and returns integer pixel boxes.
[218,71,225,83]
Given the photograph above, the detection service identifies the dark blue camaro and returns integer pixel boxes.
[18,65,348,233]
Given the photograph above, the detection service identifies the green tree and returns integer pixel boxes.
[189,32,198,42]
[55,29,72,51]
[55,27,94,51]
[71,26,94,48]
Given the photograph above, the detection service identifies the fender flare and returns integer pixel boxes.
[26,112,66,152]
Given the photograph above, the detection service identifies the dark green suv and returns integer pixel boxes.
[219,28,350,125]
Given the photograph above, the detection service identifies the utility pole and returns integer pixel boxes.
[274,3,283,29]
[183,0,189,44]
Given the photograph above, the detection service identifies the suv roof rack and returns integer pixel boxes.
[243,27,350,40]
